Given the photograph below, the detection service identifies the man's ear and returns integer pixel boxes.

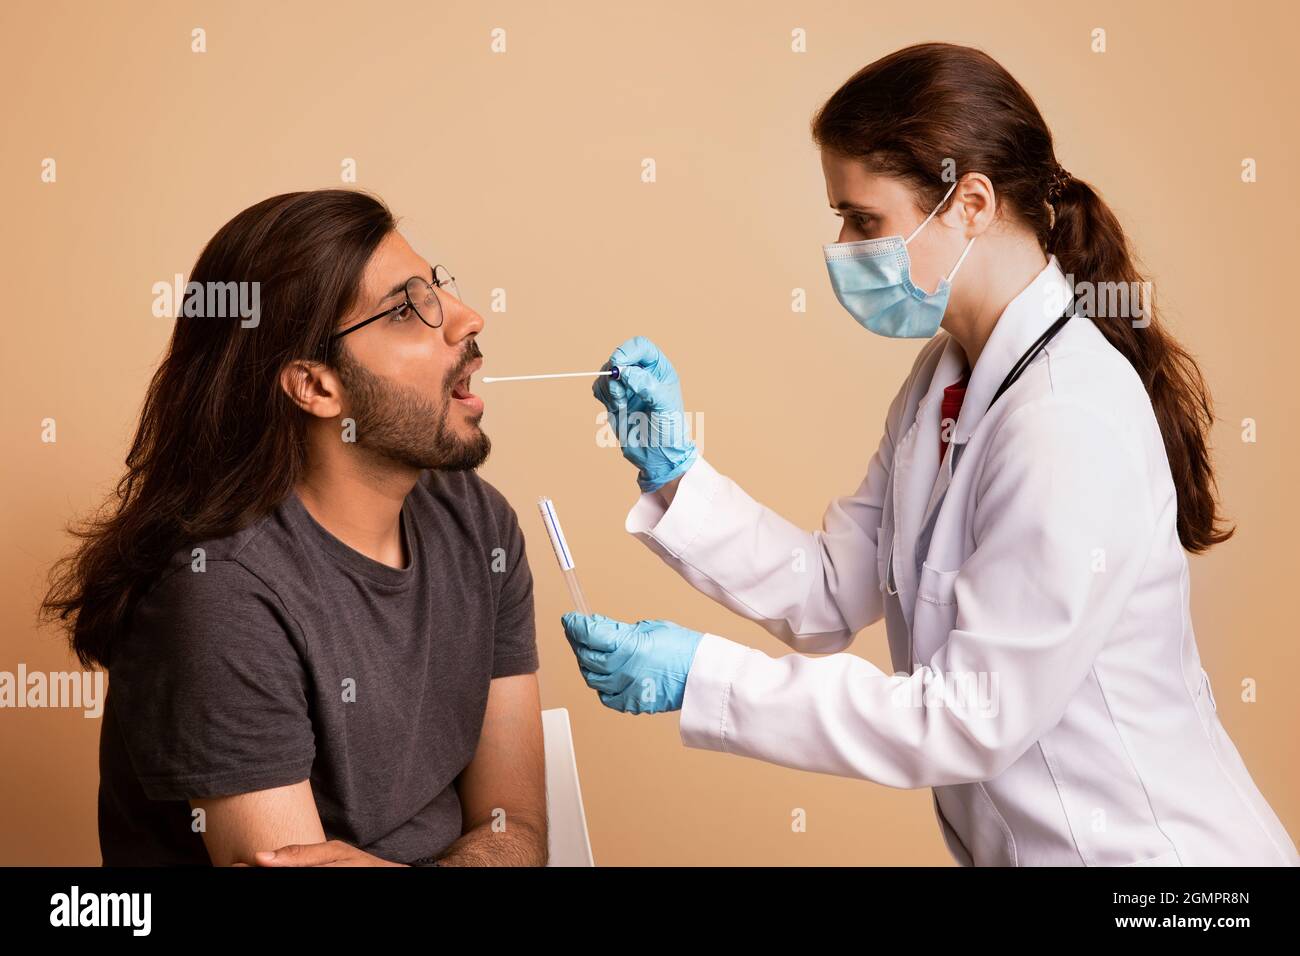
[279,359,344,419]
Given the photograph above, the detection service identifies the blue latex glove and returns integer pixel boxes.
[594,336,698,492]
[561,611,704,714]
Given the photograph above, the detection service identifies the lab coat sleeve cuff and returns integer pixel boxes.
[624,455,724,559]
[678,632,753,753]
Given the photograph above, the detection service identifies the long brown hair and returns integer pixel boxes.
[42,189,395,668]
[812,42,1232,554]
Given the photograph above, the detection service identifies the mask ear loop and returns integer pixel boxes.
[945,236,977,283]
[904,178,960,245]
[903,178,977,285]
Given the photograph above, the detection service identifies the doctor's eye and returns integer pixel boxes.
[835,211,874,231]
[390,302,415,323]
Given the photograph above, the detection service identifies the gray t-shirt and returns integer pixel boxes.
[98,469,539,866]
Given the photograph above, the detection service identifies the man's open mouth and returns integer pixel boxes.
[450,358,483,405]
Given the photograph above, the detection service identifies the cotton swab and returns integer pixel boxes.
[481,367,622,384]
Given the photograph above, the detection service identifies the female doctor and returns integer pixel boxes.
[559,42,1299,867]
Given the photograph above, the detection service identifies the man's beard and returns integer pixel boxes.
[334,343,490,472]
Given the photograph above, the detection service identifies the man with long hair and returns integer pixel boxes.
[43,189,546,866]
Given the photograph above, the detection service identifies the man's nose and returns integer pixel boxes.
[440,290,484,342]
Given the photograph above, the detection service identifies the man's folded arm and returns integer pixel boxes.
[190,780,326,866]
[429,499,546,867]
[437,673,547,866]
[111,562,330,864]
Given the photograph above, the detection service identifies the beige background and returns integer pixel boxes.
[2,0,1297,865]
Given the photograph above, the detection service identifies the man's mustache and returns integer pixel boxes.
[446,340,483,388]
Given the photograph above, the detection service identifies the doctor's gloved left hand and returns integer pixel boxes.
[561,612,703,714]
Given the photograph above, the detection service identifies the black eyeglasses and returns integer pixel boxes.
[331,264,458,341]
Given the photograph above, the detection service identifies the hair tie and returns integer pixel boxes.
[1046,163,1071,205]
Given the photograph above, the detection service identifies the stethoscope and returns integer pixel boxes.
[883,308,1073,598]
[985,309,1073,413]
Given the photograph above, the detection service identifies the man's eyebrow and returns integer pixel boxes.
[375,264,436,306]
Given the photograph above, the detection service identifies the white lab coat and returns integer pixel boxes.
[625,256,1299,866]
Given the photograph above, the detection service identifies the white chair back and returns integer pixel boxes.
[542,707,594,867]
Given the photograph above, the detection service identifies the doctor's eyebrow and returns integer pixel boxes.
[831,201,878,214]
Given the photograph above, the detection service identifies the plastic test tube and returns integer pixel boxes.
[537,497,592,615]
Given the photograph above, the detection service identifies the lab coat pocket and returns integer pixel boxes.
[913,561,960,666]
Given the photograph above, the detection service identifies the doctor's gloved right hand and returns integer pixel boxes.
[595,336,698,493]
[561,611,704,714]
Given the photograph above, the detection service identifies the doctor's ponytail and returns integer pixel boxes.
[812,42,1233,554]
[1045,173,1231,553]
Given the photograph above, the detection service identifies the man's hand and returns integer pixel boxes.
[243,839,407,867]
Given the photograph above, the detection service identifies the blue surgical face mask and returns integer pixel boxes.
[823,179,977,338]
